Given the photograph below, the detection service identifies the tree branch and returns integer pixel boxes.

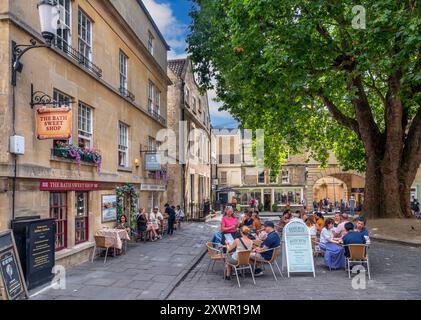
[318,92,360,134]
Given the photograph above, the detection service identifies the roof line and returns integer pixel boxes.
[136,0,171,51]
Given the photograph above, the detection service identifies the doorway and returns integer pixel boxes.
[264,193,271,211]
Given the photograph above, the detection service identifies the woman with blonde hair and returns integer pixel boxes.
[223,226,253,280]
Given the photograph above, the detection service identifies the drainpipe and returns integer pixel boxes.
[181,80,186,216]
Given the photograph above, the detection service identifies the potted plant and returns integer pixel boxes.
[272,203,278,212]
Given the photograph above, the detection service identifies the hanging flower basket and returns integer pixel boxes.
[53,142,102,174]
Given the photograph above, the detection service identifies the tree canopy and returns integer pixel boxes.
[188,0,421,176]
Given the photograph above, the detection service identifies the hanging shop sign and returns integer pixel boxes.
[40,180,100,191]
[145,153,161,171]
[35,107,72,140]
[0,230,28,300]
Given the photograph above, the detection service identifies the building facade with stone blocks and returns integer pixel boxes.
[213,129,376,212]
[166,58,211,220]
[0,0,171,267]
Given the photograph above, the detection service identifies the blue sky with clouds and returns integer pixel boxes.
[143,0,238,128]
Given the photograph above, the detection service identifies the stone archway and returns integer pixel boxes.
[305,165,365,209]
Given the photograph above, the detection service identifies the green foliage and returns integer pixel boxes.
[116,184,139,231]
[258,202,264,212]
[271,203,278,212]
[188,0,421,173]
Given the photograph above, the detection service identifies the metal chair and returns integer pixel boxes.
[226,250,256,288]
[253,246,283,281]
[311,236,324,257]
[205,242,225,277]
[343,244,371,280]
[92,235,114,264]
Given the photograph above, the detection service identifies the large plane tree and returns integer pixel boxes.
[188,0,421,218]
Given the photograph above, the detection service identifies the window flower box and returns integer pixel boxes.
[52,142,102,174]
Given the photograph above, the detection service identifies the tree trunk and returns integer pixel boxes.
[363,154,412,219]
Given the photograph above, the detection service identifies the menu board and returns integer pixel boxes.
[283,220,315,277]
[28,221,55,276]
[0,231,28,300]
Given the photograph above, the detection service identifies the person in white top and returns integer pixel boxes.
[319,218,346,269]
[149,207,164,239]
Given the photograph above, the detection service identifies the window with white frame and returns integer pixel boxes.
[78,9,92,66]
[147,31,154,55]
[56,0,71,51]
[148,80,153,112]
[53,89,72,146]
[258,171,265,184]
[118,122,129,167]
[148,136,156,151]
[270,171,278,184]
[78,102,93,148]
[282,170,289,184]
[154,87,160,115]
[119,50,128,91]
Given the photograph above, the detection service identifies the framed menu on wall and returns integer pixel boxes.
[102,195,117,223]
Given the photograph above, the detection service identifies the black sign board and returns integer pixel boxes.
[12,218,55,290]
[0,230,28,300]
[351,188,365,193]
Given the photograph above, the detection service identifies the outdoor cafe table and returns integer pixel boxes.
[95,228,130,250]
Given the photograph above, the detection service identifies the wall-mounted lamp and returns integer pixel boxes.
[134,158,140,167]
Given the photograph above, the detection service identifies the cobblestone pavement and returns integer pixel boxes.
[169,241,421,300]
[31,220,219,300]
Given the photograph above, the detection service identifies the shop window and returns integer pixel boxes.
[50,192,67,251]
[75,192,89,244]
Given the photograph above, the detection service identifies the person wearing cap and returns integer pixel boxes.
[250,221,280,276]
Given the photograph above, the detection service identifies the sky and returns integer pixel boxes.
[142,0,239,128]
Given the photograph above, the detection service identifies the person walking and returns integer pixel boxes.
[349,195,356,216]
[164,203,176,235]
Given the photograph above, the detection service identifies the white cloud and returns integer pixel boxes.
[142,0,187,57]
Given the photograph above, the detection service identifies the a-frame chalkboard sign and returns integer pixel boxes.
[0,230,29,300]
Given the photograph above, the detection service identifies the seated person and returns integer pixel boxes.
[252,211,262,232]
[342,222,366,257]
[277,211,291,233]
[333,213,351,239]
[137,208,157,241]
[319,218,345,269]
[250,221,281,276]
[354,217,369,237]
[148,208,162,240]
[315,212,325,233]
[223,226,254,280]
[116,214,130,234]
[241,210,254,228]
[305,216,317,237]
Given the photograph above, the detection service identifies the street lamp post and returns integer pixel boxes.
[10,0,58,222]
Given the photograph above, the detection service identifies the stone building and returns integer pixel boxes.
[213,129,370,211]
[0,0,171,266]
[166,58,211,220]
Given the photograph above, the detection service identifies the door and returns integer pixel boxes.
[264,193,271,211]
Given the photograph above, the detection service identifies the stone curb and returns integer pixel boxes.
[159,247,207,300]
[371,236,421,247]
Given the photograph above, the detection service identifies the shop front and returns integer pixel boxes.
[140,183,166,212]
[39,179,101,267]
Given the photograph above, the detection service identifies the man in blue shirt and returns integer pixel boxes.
[342,222,366,257]
[354,217,369,237]
[164,203,176,235]
[250,221,280,276]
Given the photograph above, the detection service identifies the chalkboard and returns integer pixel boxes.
[0,231,28,300]
[12,218,55,290]
[282,220,315,277]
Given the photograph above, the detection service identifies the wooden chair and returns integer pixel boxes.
[311,236,324,257]
[205,242,225,276]
[253,246,283,281]
[226,250,256,288]
[92,235,115,264]
[343,244,371,280]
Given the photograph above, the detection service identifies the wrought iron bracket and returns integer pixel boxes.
[30,83,75,109]
[11,38,50,86]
